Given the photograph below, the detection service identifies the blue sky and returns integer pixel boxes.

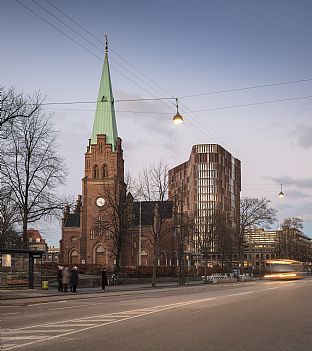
[1,0,312,245]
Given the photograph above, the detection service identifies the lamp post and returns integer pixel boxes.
[279,184,285,198]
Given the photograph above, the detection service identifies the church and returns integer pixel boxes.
[60,41,175,269]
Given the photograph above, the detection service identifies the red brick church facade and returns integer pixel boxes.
[60,44,175,269]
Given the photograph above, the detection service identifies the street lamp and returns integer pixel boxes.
[172,98,184,125]
[278,184,285,198]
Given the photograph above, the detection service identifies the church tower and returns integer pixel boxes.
[61,38,125,266]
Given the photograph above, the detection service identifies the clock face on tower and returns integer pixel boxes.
[96,197,105,207]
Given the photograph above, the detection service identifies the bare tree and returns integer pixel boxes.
[0,92,67,243]
[214,211,235,269]
[173,188,194,285]
[138,161,173,287]
[0,187,23,248]
[92,174,135,276]
[196,210,217,283]
[275,217,305,260]
[0,87,40,132]
[238,197,277,266]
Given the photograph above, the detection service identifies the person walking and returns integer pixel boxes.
[101,267,108,291]
[62,267,70,292]
[57,266,63,292]
[71,266,79,293]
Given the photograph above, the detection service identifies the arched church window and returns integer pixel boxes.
[102,164,108,178]
[93,164,99,179]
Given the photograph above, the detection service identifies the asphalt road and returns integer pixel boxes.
[1,279,312,351]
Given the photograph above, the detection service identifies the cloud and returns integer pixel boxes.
[281,189,311,199]
[271,176,312,189]
[293,124,312,149]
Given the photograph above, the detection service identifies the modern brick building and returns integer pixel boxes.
[168,144,241,264]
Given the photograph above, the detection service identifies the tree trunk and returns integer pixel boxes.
[178,242,185,285]
[115,251,121,275]
[22,214,28,248]
[203,256,208,283]
[152,247,157,288]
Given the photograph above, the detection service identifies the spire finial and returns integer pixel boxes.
[105,33,108,53]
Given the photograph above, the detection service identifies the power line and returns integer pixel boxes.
[43,0,176,100]
[15,0,102,61]
[38,93,312,111]
[15,0,310,187]
[179,78,312,98]
[33,0,176,109]
[15,0,175,111]
[190,94,312,112]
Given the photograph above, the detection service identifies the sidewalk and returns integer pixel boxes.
[1,280,203,305]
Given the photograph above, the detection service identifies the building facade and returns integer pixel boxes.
[168,144,241,264]
[26,229,48,252]
[60,43,174,269]
[60,41,125,267]
[245,228,312,269]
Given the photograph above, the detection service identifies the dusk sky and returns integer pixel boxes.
[2,0,312,245]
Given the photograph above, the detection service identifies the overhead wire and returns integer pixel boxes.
[32,0,176,110]
[43,0,177,100]
[15,0,175,111]
[179,78,312,98]
[16,0,311,190]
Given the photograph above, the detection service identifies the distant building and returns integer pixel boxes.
[245,228,312,268]
[26,229,47,253]
[43,246,60,263]
[245,228,278,269]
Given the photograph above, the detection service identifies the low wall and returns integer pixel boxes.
[45,274,202,288]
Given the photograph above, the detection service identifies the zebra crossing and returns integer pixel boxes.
[0,298,215,350]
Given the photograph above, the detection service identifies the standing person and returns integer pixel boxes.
[101,267,108,291]
[71,266,79,293]
[57,266,63,292]
[62,267,70,292]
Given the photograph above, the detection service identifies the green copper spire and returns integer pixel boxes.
[91,36,118,150]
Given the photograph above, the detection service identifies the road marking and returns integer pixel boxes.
[227,291,254,297]
[27,301,68,307]
[2,312,20,316]
[3,282,311,350]
[1,336,47,341]
[0,298,217,350]
[5,329,75,334]
[49,304,91,311]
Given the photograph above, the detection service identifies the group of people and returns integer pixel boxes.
[57,266,109,293]
[57,266,79,293]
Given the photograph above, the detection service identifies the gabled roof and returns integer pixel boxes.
[132,201,173,226]
[64,213,80,228]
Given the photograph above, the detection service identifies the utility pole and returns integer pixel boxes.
[177,181,186,285]
[138,201,142,266]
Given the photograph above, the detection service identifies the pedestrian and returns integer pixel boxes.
[101,267,108,291]
[57,266,63,292]
[71,266,79,293]
[62,266,70,292]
